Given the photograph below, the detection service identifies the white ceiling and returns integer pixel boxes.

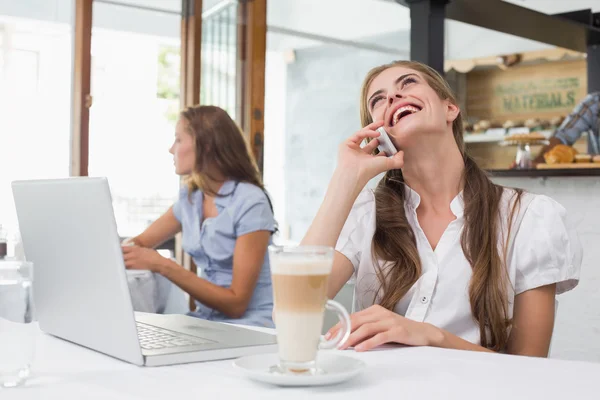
[267,0,409,46]
[95,0,600,59]
[112,0,410,52]
[267,0,410,54]
[109,0,600,16]
[447,0,600,59]
[266,0,600,59]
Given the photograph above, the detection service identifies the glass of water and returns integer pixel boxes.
[0,260,35,388]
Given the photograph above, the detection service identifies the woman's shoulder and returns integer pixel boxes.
[228,182,273,214]
[234,181,269,202]
[501,188,581,295]
[526,193,567,216]
[229,182,276,233]
[499,187,565,219]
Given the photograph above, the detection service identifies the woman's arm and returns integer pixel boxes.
[158,230,271,318]
[129,206,181,248]
[504,283,556,356]
[301,170,365,248]
[432,284,556,355]
[331,283,556,357]
[328,253,355,300]
[301,121,403,299]
[302,121,401,247]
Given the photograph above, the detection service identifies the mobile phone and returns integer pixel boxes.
[376,127,398,156]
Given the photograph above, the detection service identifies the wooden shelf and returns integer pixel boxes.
[464,129,554,144]
[537,163,600,169]
[488,168,600,177]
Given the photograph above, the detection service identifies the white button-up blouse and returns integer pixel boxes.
[335,185,582,345]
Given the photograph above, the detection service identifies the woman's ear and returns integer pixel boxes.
[446,102,460,123]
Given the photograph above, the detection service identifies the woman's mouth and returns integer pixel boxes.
[391,105,422,126]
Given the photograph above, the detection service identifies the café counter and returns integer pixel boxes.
[488,167,600,178]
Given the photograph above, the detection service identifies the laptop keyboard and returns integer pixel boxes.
[136,322,212,350]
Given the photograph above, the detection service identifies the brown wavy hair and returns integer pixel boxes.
[180,105,274,212]
[359,61,522,351]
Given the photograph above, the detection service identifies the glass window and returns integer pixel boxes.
[201,0,239,118]
[88,0,182,238]
[0,5,73,252]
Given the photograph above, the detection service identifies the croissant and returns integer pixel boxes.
[544,144,578,164]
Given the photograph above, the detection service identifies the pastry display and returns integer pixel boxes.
[543,144,578,164]
[539,120,551,129]
[524,118,542,130]
[473,120,491,133]
[575,154,592,163]
[463,120,473,133]
[503,120,523,129]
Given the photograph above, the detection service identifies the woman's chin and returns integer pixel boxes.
[176,169,192,177]
[388,127,417,147]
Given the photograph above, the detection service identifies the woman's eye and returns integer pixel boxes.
[402,77,416,87]
[370,95,384,109]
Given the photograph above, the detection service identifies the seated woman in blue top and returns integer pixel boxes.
[122,105,276,328]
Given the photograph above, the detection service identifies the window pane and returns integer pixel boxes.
[201,0,238,119]
[0,5,73,251]
[263,0,409,243]
[88,1,181,237]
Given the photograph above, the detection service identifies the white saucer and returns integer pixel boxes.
[233,352,366,387]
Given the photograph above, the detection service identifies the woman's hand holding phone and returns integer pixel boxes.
[336,121,404,188]
[375,127,398,156]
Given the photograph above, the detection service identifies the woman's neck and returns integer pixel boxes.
[401,134,464,214]
[201,168,227,196]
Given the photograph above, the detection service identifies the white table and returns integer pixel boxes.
[3,325,599,400]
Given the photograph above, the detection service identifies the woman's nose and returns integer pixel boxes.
[388,91,404,105]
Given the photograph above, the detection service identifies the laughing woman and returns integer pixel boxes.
[305,61,581,356]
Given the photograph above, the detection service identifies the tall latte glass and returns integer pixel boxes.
[269,245,351,375]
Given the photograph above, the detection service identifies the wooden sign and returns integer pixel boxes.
[466,59,587,122]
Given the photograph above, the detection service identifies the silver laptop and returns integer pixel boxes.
[11,177,277,367]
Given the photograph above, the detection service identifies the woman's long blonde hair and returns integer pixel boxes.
[360,61,522,351]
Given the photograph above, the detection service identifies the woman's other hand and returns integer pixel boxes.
[326,304,442,352]
[122,245,167,274]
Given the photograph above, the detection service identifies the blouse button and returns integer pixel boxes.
[420,296,429,304]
